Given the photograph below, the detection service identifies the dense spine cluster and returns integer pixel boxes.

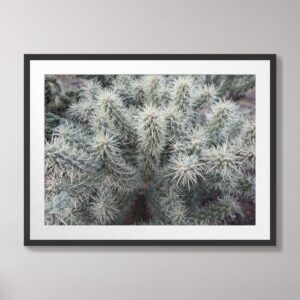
[45,75,255,225]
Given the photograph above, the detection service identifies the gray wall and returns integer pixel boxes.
[0,0,298,299]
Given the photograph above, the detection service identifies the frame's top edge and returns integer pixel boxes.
[24,54,276,61]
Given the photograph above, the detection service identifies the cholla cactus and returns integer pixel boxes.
[205,75,255,100]
[45,75,255,225]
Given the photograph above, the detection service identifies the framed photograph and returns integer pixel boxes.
[24,54,276,246]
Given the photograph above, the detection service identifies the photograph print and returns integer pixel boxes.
[45,74,256,226]
[24,55,275,245]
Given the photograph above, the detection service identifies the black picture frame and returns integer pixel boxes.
[24,54,276,246]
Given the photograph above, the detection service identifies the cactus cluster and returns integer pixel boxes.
[45,75,255,225]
